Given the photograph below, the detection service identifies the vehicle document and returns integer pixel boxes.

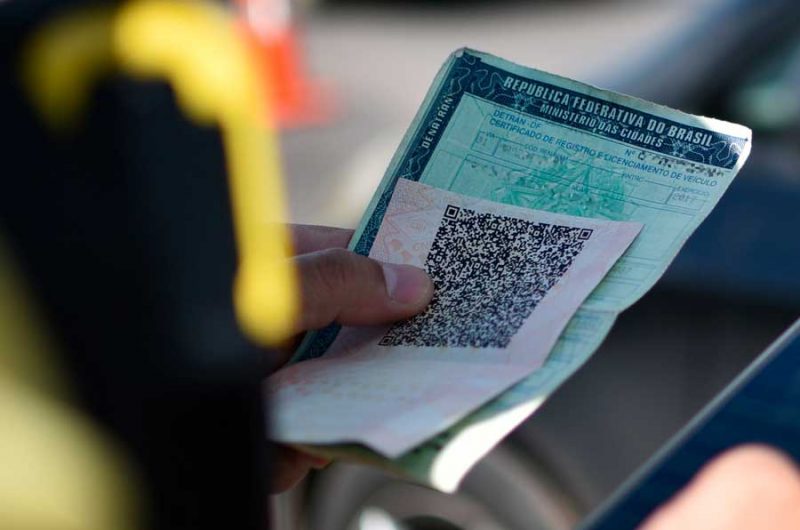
[269,48,752,491]
[270,179,640,456]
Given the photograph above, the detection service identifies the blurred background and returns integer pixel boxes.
[2,0,798,528]
[276,0,800,528]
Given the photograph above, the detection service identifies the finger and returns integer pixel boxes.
[293,248,433,332]
[290,224,354,255]
[270,445,329,493]
[640,445,800,530]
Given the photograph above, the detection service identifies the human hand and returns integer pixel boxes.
[270,224,434,492]
[640,444,800,530]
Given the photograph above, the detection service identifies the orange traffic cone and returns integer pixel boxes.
[237,0,335,128]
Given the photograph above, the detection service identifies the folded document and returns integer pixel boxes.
[268,48,752,492]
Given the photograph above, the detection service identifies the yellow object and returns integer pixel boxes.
[0,376,141,530]
[22,7,115,131]
[114,0,298,346]
[0,239,140,530]
[8,2,298,528]
[24,0,299,346]
[0,241,66,399]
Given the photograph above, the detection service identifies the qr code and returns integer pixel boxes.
[379,205,592,348]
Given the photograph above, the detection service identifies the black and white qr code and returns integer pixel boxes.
[379,205,593,349]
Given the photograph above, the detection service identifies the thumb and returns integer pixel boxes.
[293,248,433,332]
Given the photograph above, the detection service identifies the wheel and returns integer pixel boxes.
[303,442,581,530]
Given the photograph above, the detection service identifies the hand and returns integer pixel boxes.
[641,444,800,529]
[270,224,434,492]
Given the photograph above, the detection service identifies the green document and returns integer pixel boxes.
[292,48,752,491]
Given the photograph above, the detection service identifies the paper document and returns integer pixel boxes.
[271,48,752,491]
[269,180,640,456]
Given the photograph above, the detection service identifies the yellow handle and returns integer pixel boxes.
[114,0,298,346]
[24,0,299,346]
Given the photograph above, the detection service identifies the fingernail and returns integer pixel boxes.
[382,263,432,305]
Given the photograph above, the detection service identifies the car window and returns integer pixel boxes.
[728,37,800,138]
